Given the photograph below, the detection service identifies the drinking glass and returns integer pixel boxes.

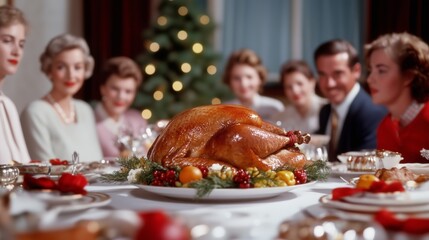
[117,127,145,157]
[301,144,328,161]
[141,124,158,151]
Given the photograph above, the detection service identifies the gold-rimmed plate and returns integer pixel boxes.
[320,194,429,213]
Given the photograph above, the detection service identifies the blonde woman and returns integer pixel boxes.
[222,49,284,120]
[21,34,102,162]
[0,5,30,164]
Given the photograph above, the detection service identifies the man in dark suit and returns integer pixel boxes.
[314,39,387,161]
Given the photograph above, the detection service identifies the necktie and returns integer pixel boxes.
[328,109,339,162]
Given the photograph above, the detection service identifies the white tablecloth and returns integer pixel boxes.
[21,177,425,240]
[82,178,344,239]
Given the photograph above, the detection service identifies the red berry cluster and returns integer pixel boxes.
[293,169,307,184]
[152,170,177,186]
[233,169,252,188]
[198,166,209,178]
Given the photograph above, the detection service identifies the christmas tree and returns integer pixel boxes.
[135,0,232,122]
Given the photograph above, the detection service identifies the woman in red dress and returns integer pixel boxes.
[365,32,429,163]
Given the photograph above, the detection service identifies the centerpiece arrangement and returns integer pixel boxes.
[102,104,330,198]
[102,156,329,198]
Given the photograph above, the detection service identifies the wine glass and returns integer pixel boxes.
[117,127,145,157]
[141,124,158,151]
[301,144,328,161]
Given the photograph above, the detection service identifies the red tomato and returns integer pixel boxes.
[57,173,88,194]
[23,174,56,190]
[135,211,190,240]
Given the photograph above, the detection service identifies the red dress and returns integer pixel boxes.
[377,102,429,163]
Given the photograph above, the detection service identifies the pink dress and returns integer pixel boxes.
[94,103,147,158]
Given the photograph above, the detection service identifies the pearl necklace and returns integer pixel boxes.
[46,94,75,124]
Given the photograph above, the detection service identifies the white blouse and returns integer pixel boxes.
[270,95,327,133]
[224,94,285,120]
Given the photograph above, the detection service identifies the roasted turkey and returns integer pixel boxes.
[147,105,310,171]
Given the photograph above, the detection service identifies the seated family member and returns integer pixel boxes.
[0,5,30,164]
[21,34,102,162]
[314,39,387,161]
[270,60,326,133]
[94,56,147,158]
[222,49,284,120]
[366,32,429,163]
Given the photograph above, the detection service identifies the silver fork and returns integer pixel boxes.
[339,176,355,186]
[71,151,80,175]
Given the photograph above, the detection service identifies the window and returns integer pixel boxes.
[217,0,364,81]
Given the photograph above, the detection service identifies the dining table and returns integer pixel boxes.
[8,173,423,240]
[86,178,344,239]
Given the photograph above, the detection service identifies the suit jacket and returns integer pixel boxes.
[316,87,387,158]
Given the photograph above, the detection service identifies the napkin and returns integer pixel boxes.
[374,209,429,235]
[331,187,364,200]
[331,180,405,201]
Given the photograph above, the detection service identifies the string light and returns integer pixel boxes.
[157,16,168,26]
[141,109,152,120]
[199,15,210,25]
[181,63,191,73]
[192,43,203,53]
[172,81,183,91]
[145,64,156,75]
[211,98,221,104]
[207,65,217,75]
[178,6,188,16]
[177,30,188,40]
[149,42,160,52]
[153,90,164,101]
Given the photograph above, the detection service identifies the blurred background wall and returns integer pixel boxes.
[3,0,428,115]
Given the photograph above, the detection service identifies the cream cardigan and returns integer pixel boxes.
[21,99,102,162]
[0,92,30,164]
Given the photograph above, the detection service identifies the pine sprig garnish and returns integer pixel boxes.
[137,158,167,184]
[118,156,142,171]
[100,156,141,182]
[100,171,129,182]
[189,175,235,198]
[275,160,330,182]
[304,160,330,182]
[101,156,166,183]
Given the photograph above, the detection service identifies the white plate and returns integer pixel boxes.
[11,191,111,218]
[330,164,374,178]
[56,192,111,212]
[330,170,374,178]
[344,191,429,206]
[28,190,83,203]
[320,195,429,213]
[137,181,316,200]
[399,163,429,175]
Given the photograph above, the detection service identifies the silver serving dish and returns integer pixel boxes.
[338,150,402,171]
[0,164,19,186]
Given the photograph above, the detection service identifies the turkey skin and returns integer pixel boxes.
[147,105,310,171]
